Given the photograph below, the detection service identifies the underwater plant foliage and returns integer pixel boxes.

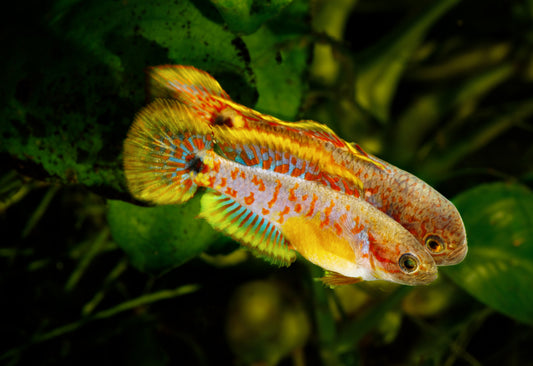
[1,0,533,365]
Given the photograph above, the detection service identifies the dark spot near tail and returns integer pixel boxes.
[211,113,233,127]
[188,156,204,173]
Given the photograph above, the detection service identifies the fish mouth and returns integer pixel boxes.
[436,239,468,266]
[411,265,438,285]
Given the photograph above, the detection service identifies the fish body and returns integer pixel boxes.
[123,100,438,286]
[147,65,467,266]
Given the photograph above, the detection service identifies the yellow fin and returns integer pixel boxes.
[146,65,231,102]
[347,142,386,170]
[320,271,363,287]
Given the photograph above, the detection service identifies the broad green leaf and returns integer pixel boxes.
[242,0,310,120]
[107,196,220,273]
[354,0,460,122]
[444,183,533,325]
[210,0,293,35]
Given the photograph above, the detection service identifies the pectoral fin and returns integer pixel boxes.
[320,271,363,287]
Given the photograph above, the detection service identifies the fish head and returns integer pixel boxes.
[383,168,468,267]
[364,227,439,286]
[417,205,468,266]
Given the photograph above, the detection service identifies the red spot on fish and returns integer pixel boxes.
[294,204,302,213]
[244,192,255,205]
[278,206,291,224]
[211,159,221,173]
[219,177,227,187]
[306,194,318,217]
[240,171,246,179]
[268,180,282,208]
[225,187,237,198]
[262,208,270,215]
[288,184,299,201]
[231,167,239,180]
[251,175,266,191]
[321,200,335,228]
[334,223,343,236]
[302,194,308,201]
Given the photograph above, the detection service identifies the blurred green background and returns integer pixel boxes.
[1,0,533,365]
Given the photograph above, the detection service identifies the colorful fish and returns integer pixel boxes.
[123,99,438,286]
[146,65,467,266]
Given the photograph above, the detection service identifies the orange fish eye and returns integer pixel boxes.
[399,253,419,274]
[425,235,445,254]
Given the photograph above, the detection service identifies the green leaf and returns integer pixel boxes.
[354,0,460,122]
[210,0,293,35]
[107,196,221,273]
[443,183,533,325]
[242,0,310,120]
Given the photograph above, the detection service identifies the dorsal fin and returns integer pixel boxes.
[280,119,347,148]
[347,143,387,170]
[147,65,231,100]
[199,191,296,266]
[146,65,231,121]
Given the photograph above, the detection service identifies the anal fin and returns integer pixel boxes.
[199,191,296,266]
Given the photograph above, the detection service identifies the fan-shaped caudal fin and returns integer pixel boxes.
[123,99,213,205]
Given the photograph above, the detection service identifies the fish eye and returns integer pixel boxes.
[425,235,445,254]
[399,253,419,274]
